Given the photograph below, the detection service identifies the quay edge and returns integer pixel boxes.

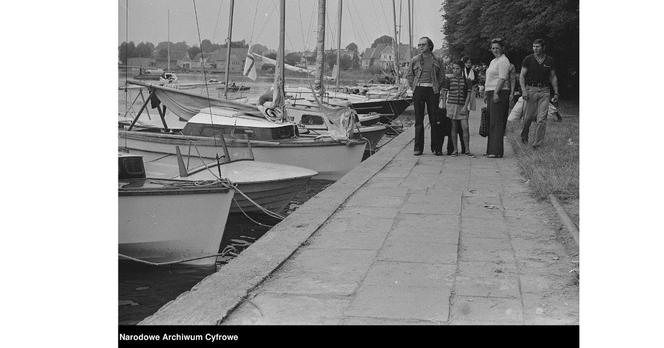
[139,126,415,325]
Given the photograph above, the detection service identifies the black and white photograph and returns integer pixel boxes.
[9,0,664,346]
[116,0,580,329]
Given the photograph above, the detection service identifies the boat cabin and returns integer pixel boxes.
[182,107,299,141]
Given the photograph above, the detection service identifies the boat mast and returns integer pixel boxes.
[335,0,342,89]
[224,0,235,99]
[272,0,286,119]
[167,9,171,72]
[408,0,412,60]
[314,0,326,97]
[391,0,399,84]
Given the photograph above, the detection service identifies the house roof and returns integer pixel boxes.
[361,44,387,60]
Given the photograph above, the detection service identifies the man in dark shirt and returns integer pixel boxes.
[519,39,559,148]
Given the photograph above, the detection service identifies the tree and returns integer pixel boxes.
[250,43,269,55]
[346,42,358,52]
[440,0,578,98]
[135,41,154,58]
[221,39,249,48]
[188,45,201,59]
[201,39,214,52]
[324,51,337,70]
[371,35,393,48]
[118,41,137,62]
[285,52,302,66]
[158,48,168,59]
[340,55,353,70]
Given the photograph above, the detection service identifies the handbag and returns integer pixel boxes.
[479,107,489,137]
[508,96,525,121]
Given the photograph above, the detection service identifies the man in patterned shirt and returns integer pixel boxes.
[406,37,447,156]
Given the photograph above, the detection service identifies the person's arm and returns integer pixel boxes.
[406,59,414,89]
[509,69,516,99]
[463,86,473,110]
[439,78,449,109]
[519,66,529,100]
[550,68,559,102]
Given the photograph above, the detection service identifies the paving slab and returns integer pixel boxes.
[377,239,458,264]
[459,237,517,263]
[386,215,460,245]
[259,248,377,296]
[455,261,521,298]
[450,296,523,323]
[362,261,456,288]
[222,293,349,325]
[345,284,451,322]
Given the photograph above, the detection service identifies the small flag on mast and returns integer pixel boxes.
[243,52,257,81]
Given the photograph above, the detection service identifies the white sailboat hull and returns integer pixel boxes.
[126,151,319,214]
[118,186,234,265]
[119,131,365,181]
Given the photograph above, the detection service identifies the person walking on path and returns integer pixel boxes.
[484,38,511,158]
[407,37,446,156]
[441,61,473,157]
[519,38,560,148]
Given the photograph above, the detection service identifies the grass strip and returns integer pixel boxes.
[505,100,579,226]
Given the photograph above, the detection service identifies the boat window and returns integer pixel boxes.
[300,114,325,125]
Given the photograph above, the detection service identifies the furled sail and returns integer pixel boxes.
[128,81,259,121]
[250,53,336,80]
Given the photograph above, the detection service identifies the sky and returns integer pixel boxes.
[118,0,444,52]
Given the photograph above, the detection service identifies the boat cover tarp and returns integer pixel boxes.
[128,81,258,121]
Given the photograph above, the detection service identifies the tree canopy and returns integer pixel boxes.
[441,0,578,97]
[371,35,394,48]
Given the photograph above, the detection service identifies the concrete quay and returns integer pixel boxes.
[140,106,579,325]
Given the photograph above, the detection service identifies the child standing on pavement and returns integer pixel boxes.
[440,61,473,156]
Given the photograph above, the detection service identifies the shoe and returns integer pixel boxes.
[435,151,443,156]
[451,152,459,157]
[414,150,423,156]
[487,154,497,158]
[464,152,475,157]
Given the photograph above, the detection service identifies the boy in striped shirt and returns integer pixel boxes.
[440,61,473,156]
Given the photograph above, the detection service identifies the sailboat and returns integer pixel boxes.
[121,0,366,181]
[118,153,234,265]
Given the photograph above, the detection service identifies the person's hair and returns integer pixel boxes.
[453,61,464,68]
[533,38,545,47]
[419,37,434,51]
[490,38,504,48]
[461,56,471,64]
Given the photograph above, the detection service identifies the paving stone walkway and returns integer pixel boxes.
[218,106,579,325]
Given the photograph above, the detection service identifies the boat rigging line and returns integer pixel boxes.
[248,0,262,45]
[192,0,229,163]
